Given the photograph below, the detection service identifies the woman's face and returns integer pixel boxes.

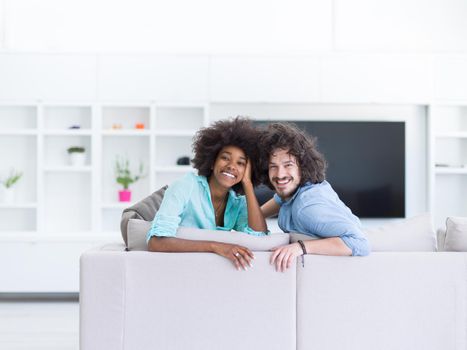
[211,145,247,189]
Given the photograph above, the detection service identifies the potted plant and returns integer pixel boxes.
[67,146,86,167]
[0,169,23,203]
[115,157,145,202]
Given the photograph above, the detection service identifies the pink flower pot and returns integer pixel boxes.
[119,190,132,202]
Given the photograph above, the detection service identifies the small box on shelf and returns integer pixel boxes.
[102,106,150,131]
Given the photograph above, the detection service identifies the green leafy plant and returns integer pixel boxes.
[67,146,85,154]
[115,157,146,190]
[2,169,23,189]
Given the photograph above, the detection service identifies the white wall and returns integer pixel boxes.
[1,0,467,54]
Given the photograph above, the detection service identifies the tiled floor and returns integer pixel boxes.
[0,301,79,350]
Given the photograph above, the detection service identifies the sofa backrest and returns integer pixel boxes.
[127,218,289,251]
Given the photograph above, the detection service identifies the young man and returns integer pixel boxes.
[260,123,370,272]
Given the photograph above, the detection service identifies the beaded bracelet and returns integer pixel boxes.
[297,240,307,267]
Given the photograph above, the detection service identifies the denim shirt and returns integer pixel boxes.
[274,181,370,256]
[147,172,267,241]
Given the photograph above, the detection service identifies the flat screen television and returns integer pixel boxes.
[254,121,405,218]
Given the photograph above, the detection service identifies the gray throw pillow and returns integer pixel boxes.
[128,218,290,251]
[444,217,467,251]
[120,186,168,247]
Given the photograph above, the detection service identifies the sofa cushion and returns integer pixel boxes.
[363,214,436,251]
[444,217,467,251]
[290,214,436,252]
[128,218,290,251]
[120,186,167,246]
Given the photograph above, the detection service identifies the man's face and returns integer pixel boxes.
[268,148,301,201]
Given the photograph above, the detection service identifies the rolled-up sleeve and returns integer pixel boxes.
[296,204,371,256]
[146,177,193,242]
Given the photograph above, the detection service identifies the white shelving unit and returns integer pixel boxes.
[429,104,467,228]
[0,102,208,238]
[1,99,462,292]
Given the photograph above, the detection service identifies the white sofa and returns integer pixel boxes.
[80,216,467,350]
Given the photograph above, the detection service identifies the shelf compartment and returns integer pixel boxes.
[43,172,92,232]
[431,106,467,134]
[0,135,37,203]
[0,106,37,130]
[44,166,92,173]
[435,138,467,168]
[43,106,92,130]
[102,106,150,130]
[0,203,37,209]
[101,208,125,232]
[44,135,92,167]
[102,130,150,136]
[102,137,150,204]
[434,174,467,229]
[435,132,467,138]
[154,135,193,167]
[156,166,195,173]
[155,106,204,131]
[0,130,37,136]
[435,167,467,174]
[0,208,36,231]
[43,130,92,136]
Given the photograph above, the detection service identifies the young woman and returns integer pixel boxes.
[147,117,267,270]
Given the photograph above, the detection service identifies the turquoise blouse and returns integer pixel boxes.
[147,172,267,241]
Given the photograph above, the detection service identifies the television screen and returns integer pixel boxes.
[254,121,405,218]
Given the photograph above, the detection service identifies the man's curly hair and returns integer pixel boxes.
[191,117,261,194]
[259,122,327,189]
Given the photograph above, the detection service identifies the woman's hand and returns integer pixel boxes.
[241,159,252,186]
[212,242,254,271]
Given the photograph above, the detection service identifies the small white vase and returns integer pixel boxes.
[0,186,15,204]
[69,152,86,167]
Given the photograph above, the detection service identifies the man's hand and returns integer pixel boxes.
[270,243,302,272]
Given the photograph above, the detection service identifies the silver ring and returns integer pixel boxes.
[234,252,240,257]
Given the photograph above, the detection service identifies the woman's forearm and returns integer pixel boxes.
[242,181,267,232]
[148,236,217,253]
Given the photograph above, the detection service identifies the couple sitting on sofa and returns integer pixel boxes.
[147,117,370,271]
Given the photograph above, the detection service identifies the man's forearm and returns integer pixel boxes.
[303,237,352,256]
